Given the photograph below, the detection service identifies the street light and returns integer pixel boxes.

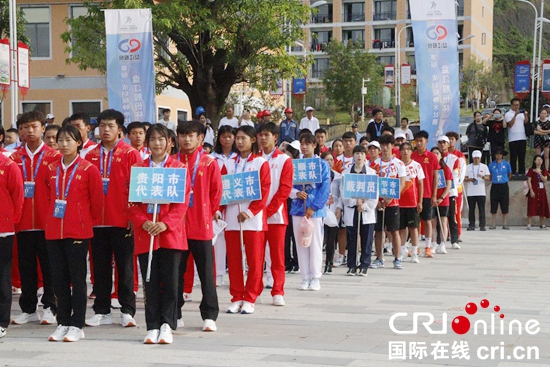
[395,24,412,125]
[516,0,538,123]
[458,34,475,43]
[311,1,328,8]
[8,0,18,128]
[361,78,370,122]
[536,15,550,116]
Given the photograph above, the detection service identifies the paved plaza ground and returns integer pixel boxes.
[1,227,549,367]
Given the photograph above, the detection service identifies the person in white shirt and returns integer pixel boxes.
[464,150,490,231]
[299,106,320,134]
[239,109,254,127]
[218,107,239,130]
[395,117,414,141]
[504,97,529,175]
[157,108,177,132]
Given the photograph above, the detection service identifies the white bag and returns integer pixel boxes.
[324,209,338,228]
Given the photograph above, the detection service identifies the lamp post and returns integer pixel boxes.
[361,78,370,122]
[395,24,412,125]
[517,0,538,123]
[9,0,18,128]
[536,15,549,118]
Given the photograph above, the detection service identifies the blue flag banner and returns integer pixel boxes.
[410,0,460,149]
[293,158,322,184]
[542,62,550,93]
[129,167,187,204]
[292,77,307,95]
[514,61,531,94]
[105,9,156,125]
[378,177,400,199]
[221,170,262,206]
[342,174,378,200]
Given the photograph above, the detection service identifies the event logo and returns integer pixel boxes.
[426,25,447,41]
[388,299,540,361]
[118,38,141,53]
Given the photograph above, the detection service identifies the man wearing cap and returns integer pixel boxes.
[278,108,299,145]
[464,150,490,231]
[488,147,512,229]
[351,123,363,143]
[45,114,55,126]
[299,107,320,134]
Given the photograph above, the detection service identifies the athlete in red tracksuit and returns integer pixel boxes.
[0,152,24,338]
[10,111,61,325]
[257,123,293,306]
[44,125,103,342]
[173,121,222,331]
[221,126,271,315]
[84,109,141,328]
[127,124,190,345]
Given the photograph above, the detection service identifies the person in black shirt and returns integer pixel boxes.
[466,111,488,163]
[483,108,506,161]
[366,109,390,141]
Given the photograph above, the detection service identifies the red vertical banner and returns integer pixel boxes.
[0,38,10,95]
[17,42,30,99]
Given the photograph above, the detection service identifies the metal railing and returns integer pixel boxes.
[310,70,327,79]
[342,12,365,22]
[310,42,330,52]
[373,11,397,20]
[311,14,332,23]
[372,39,395,49]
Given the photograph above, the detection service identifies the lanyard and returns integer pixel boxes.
[190,151,202,187]
[99,140,120,177]
[22,151,45,181]
[56,162,80,199]
[374,122,383,136]
[264,149,276,162]
[378,158,393,177]
[472,164,480,180]
[150,154,169,167]
[235,153,251,173]
[493,161,505,176]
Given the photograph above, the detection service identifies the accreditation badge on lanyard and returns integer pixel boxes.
[189,151,203,208]
[54,162,79,219]
[100,141,119,195]
[22,151,45,198]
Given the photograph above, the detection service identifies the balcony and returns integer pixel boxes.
[310,42,330,52]
[372,39,395,49]
[311,14,332,23]
[373,11,396,21]
[311,70,327,79]
[342,12,365,22]
[343,39,365,48]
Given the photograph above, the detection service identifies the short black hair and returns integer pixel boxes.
[414,130,429,140]
[97,109,125,128]
[510,97,520,105]
[298,128,312,137]
[381,125,394,135]
[342,131,356,141]
[6,128,18,134]
[378,134,395,145]
[163,108,171,113]
[45,124,61,133]
[17,111,45,128]
[446,131,459,140]
[142,121,152,128]
[399,142,413,151]
[401,117,409,123]
[177,120,206,136]
[69,112,91,126]
[56,124,83,152]
[352,145,367,154]
[127,121,145,134]
[372,108,382,116]
[257,122,279,135]
[359,136,369,144]
[315,128,327,136]
[473,111,481,117]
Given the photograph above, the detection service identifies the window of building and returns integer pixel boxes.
[342,30,365,47]
[311,3,333,23]
[406,27,415,47]
[377,56,395,66]
[374,28,395,48]
[21,6,51,58]
[482,33,486,45]
[311,58,330,79]
[482,6,484,19]
[343,2,365,22]
[457,0,464,16]
[311,31,332,52]
[71,101,102,122]
[458,25,464,40]
[21,101,51,115]
[177,110,188,124]
[157,106,170,121]
[374,1,397,21]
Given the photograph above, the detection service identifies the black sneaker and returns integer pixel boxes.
[480,227,486,231]
[467,227,475,231]
[346,267,357,276]
[357,268,368,277]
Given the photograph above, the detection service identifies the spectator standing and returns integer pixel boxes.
[195,106,215,147]
[395,117,414,141]
[526,155,550,229]
[365,109,390,141]
[278,108,299,145]
[504,98,529,176]
[483,108,506,159]
[218,107,239,130]
[466,112,488,163]
[534,109,550,172]
[488,147,512,229]
[157,108,177,132]
[464,150,489,231]
[299,106,320,134]
[315,128,329,154]
[351,123,363,143]
[239,109,254,127]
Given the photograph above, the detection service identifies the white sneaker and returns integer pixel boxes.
[85,313,114,327]
[226,301,243,314]
[48,325,68,341]
[158,323,173,344]
[111,298,122,309]
[216,275,224,287]
[120,313,136,327]
[273,295,285,306]
[309,278,321,291]
[452,242,461,250]
[183,292,192,302]
[177,318,184,328]
[202,319,217,331]
[37,287,44,297]
[143,329,159,344]
[0,327,6,338]
[436,243,448,254]
[11,287,21,295]
[41,308,56,325]
[240,301,255,314]
[298,279,310,291]
[63,326,84,342]
[333,254,344,267]
[12,312,40,325]
[411,253,420,263]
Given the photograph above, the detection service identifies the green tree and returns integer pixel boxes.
[322,40,382,116]
[0,0,29,44]
[61,0,309,124]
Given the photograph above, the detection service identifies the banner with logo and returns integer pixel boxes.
[0,39,10,88]
[401,64,411,85]
[105,9,156,125]
[292,76,306,95]
[384,65,395,87]
[542,61,550,93]
[410,0,460,148]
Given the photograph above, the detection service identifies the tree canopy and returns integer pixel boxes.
[321,40,382,114]
[0,0,29,44]
[62,0,310,124]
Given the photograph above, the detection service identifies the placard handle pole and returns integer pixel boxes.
[238,203,246,274]
[146,203,158,282]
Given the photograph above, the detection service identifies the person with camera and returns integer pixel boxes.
[504,98,529,177]
[466,112,488,164]
[534,109,550,172]
[483,108,506,160]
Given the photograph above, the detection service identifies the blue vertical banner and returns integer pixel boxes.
[292,77,307,95]
[410,0,460,148]
[105,9,156,125]
[514,61,531,94]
